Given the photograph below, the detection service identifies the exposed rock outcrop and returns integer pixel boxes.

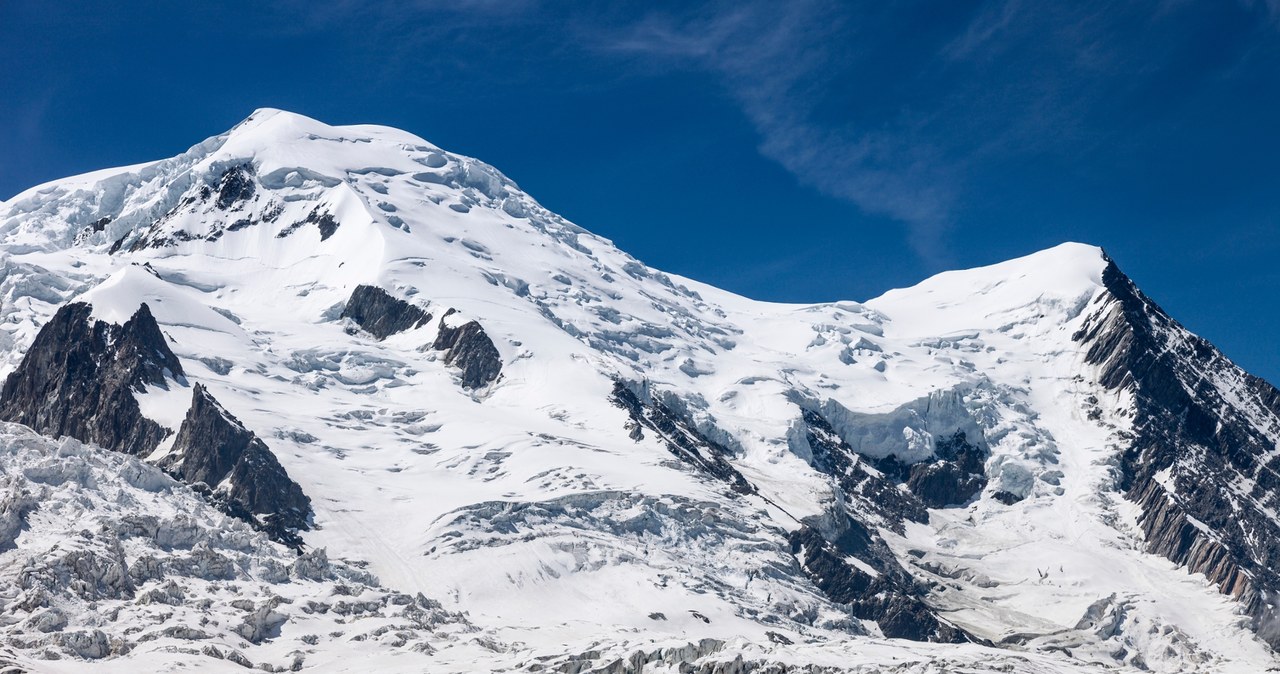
[610,382,967,643]
[789,523,967,643]
[277,206,339,241]
[167,384,312,547]
[341,287,502,389]
[798,392,991,511]
[433,312,502,389]
[800,404,987,515]
[0,425,465,666]
[0,300,310,548]
[799,409,927,531]
[0,302,182,456]
[610,382,754,495]
[340,285,431,340]
[127,164,267,251]
[1075,254,1280,646]
[214,164,256,210]
[885,431,987,509]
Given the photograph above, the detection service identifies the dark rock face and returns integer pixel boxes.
[800,409,927,531]
[1074,256,1280,646]
[341,285,431,340]
[992,490,1023,506]
[789,524,968,643]
[312,211,339,241]
[0,300,308,547]
[799,391,991,511]
[611,382,755,496]
[168,384,311,547]
[214,165,256,210]
[277,207,339,241]
[871,434,987,509]
[0,302,182,456]
[900,432,987,509]
[341,286,502,389]
[794,410,975,642]
[872,446,986,510]
[433,314,502,389]
[801,404,987,514]
[610,385,973,643]
[128,165,264,251]
[0,300,311,547]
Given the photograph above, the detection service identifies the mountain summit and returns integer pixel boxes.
[0,111,1276,672]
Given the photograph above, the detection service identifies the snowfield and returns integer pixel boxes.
[0,109,1275,672]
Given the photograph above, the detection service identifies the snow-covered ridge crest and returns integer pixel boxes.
[79,265,243,335]
[0,108,519,256]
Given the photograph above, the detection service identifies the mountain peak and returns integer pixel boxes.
[867,241,1107,338]
[1,114,1278,671]
[219,107,439,163]
[239,106,313,125]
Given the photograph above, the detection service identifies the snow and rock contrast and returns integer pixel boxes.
[0,108,1276,672]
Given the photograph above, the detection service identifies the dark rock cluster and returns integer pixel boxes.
[433,311,502,390]
[277,207,339,241]
[788,524,968,643]
[0,301,311,547]
[873,431,988,509]
[214,164,256,210]
[341,284,432,340]
[128,165,264,251]
[791,409,977,642]
[611,382,968,643]
[342,285,502,389]
[799,409,927,530]
[610,382,755,496]
[167,384,312,547]
[0,302,182,456]
[1075,255,1280,646]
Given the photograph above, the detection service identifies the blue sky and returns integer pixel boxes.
[2,1,1277,382]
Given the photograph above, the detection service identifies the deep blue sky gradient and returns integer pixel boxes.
[2,1,1277,382]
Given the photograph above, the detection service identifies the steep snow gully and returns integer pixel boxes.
[0,109,1275,672]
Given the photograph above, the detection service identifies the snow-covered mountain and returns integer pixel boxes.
[0,108,1277,673]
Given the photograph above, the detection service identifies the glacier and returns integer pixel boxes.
[0,108,1275,672]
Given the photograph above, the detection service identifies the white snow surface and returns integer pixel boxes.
[0,109,1274,672]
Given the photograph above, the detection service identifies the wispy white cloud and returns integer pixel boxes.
[593,0,1280,265]
[600,1,962,263]
[256,0,1280,266]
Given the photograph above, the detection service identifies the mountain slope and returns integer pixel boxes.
[0,109,1275,672]
[1075,259,1280,642]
